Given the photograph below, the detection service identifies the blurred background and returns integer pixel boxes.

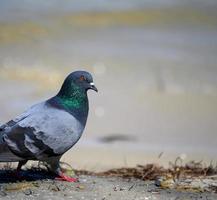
[0,0,217,171]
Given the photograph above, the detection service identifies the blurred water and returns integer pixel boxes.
[1,0,217,22]
[0,1,217,169]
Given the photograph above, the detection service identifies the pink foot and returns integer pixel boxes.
[55,172,78,182]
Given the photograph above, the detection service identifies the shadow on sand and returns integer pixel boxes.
[0,169,56,183]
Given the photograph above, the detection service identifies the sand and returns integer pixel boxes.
[0,175,217,200]
[0,165,216,200]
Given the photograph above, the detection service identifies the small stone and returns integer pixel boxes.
[76,185,85,190]
[48,184,61,192]
[23,189,32,196]
[0,190,7,197]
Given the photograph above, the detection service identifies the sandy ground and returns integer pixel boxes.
[0,175,217,200]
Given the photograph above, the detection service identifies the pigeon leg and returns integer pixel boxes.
[45,157,78,182]
[13,160,28,179]
[17,160,28,172]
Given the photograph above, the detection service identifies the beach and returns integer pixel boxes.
[0,1,217,198]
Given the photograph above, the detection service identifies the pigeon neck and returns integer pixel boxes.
[48,84,89,126]
[57,86,88,111]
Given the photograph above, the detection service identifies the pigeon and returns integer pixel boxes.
[0,71,98,182]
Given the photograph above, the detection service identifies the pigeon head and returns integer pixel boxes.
[58,71,98,96]
[55,71,97,111]
[70,71,98,93]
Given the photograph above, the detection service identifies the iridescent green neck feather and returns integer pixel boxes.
[57,82,88,111]
[47,71,96,126]
[50,80,89,128]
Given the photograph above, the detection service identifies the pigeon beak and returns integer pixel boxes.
[90,82,98,92]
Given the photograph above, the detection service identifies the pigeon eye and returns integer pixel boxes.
[79,76,86,81]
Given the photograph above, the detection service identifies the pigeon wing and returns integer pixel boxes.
[1,102,83,160]
[0,108,32,161]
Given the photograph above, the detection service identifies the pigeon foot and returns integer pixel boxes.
[55,172,78,182]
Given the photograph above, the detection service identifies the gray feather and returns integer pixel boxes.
[0,101,85,161]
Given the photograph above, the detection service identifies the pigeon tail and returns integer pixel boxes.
[0,138,24,162]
